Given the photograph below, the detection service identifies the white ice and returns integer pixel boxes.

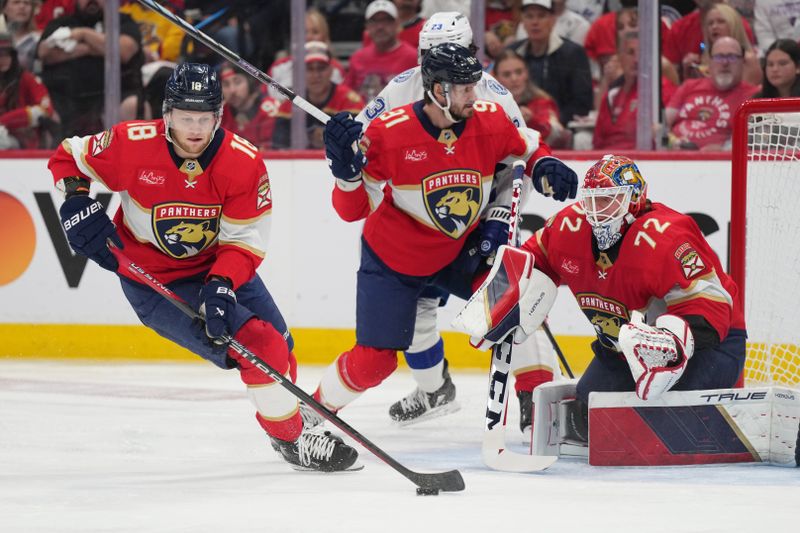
[1,360,797,533]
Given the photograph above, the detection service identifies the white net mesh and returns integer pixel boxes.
[742,111,800,386]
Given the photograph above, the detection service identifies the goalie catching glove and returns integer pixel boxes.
[452,245,557,350]
[619,311,695,400]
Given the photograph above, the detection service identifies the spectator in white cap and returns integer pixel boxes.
[508,0,593,125]
[344,0,417,101]
[363,0,426,49]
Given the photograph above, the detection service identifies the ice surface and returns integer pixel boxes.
[1,360,797,533]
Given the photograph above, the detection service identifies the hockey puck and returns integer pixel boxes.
[416,488,440,496]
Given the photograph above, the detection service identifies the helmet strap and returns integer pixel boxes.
[427,82,461,124]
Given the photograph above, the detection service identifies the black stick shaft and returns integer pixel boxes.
[542,321,574,379]
[108,244,464,492]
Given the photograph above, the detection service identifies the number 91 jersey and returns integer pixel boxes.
[522,201,745,351]
[48,120,271,289]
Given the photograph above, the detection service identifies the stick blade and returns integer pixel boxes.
[409,469,465,492]
[482,427,557,472]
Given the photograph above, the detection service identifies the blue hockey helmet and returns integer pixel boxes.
[163,62,223,115]
[421,42,482,93]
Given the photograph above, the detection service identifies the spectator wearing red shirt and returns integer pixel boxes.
[666,36,757,151]
[273,42,363,149]
[664,0,755,79]
[491,48,568,147]
[593,31,677,151]
[220,63,279,151]
[0,32,53,148]
[684,3,762,86]
[344,0,417,102]
[34,0,75,31]
[362,0,426,49]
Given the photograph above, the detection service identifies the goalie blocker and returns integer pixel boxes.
[532,380,800,467]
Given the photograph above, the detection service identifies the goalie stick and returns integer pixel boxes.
[135,0,329,125]
[107,242,465,493]
[481,161,558,472]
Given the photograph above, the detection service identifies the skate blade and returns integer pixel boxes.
[521,425,532,445]
[288,459,365,473]
[392,401,461,427]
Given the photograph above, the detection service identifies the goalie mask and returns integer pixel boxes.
[580,155,648,250]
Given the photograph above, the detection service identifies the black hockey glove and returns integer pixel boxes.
[532,156,578,202]
[323,111,366,182]
[59,194,122,272]
[479,206,511,257]
[200,277,237,345]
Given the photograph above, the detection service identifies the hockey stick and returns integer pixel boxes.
[542,321,574,379]
[135,0,329,125]
[108,244,465,492]
[481,161,558,472]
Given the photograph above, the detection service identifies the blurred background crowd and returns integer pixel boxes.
[1,0,799,152]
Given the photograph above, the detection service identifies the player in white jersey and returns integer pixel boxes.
[353,12,560,433]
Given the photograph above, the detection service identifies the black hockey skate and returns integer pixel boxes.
[299,401,325,430]
[271,427,362,472]
[517,390,533,435]
[388,359,459,425]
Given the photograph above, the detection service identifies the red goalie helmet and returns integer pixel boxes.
[580,155,648,250]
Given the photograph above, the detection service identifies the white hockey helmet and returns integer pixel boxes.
[418,12,474,62]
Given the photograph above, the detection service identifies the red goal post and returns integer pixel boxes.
[731,97,800,387]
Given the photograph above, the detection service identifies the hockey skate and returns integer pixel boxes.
[517,390,533,440]
[271,427,362,472]
[388,359,459,426]
[299,401,325,429]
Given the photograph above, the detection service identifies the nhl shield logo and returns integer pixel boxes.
[152,202,222,259]
[422,169,482,239]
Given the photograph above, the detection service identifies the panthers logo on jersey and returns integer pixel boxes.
[577,292,630,350]
[422,169,482,239]
[152,202,221,259]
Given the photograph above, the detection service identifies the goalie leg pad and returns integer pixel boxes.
[619,312,694,400]
[452,245,556,350]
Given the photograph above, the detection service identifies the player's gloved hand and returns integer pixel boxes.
[323,111,366,182]
[532,156,578,201]
[200,277,237,345]
[59,194,122,272]
[478,206,511,257]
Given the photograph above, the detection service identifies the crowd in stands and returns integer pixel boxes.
[2,0,800,151]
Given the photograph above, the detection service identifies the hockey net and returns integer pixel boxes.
[731,98,800,387]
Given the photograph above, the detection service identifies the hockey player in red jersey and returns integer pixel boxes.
[459,154,747,442]
[48,62,360,472]
[309,43,578,419]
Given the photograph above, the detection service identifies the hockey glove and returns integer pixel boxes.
[59,194,122,272]
[200,277,237,345]
[532,156,578,202]
[478,206,511,258]
[323,111,366,182]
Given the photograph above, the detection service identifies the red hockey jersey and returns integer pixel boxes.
[522,202,745,350]
[48,120,271,289]
[334,100,550,276]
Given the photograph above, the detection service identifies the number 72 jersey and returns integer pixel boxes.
[522,201,745,350]
[48,120,271,289]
